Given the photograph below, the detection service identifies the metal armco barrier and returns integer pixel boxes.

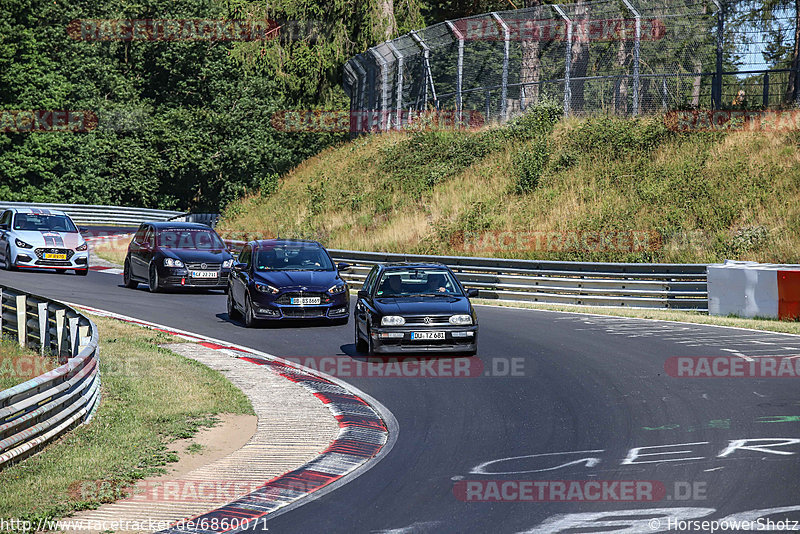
[0,285,100,469]
[0,201,183,227]
[327,249,709,310]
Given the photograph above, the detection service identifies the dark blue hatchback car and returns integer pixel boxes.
[227,239,351,327]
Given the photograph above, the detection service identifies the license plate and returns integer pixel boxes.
[291,297,321,305]
[44,253,67,260]
[190,270,218,278]
[411,331,446,340]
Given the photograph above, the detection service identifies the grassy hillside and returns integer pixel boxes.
[218,106,800,264]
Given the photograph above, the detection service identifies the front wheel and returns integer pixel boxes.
[227,290,241,320]
[148,264,161,293]
[123,259,138,288]
[354,319,367,353]
[3,246,16,271]
[243,296,258,328]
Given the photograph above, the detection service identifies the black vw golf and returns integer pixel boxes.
[123,222,234,292]
[354,262,479,355]
[227,239,351,327]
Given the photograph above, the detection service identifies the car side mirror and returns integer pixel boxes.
[337,262,351,272]
[466,288,479,298]
[233,263,245,272]
[357,289,369,300]
[79,227,88,234]
[0,223,7,230]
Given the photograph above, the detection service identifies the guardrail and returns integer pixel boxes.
[0,201,183,227]
[0,285,100,470]
[327,250,709,310]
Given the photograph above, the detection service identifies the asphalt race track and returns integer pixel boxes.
[2,267,800,533]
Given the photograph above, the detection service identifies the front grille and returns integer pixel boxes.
[276,292,329,305]
[281,307,327,318]
[404,315,451,325]
[34,248,74,260]
[186,262,221,270]
[164,273,228,286]
[35,260,72,266]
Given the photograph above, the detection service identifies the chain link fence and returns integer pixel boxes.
[343,0,800,130]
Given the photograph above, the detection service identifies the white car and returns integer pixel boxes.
[0,208,89,275]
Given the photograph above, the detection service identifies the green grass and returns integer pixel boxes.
[0,315,253,530]
[0,339,58,391]
[218,105,800,264]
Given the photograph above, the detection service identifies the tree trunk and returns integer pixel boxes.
[570,0,590,113]
[784,0,800,103]
[520,0,542,109]
[376,0,396,40]
[691,59,703,107]
[614,31,630,115]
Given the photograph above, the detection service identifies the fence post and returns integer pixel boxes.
[446,21,465,125]
[411,30,437,110]
[37,302,48,356]
[352,58,369,135]
[763,71,770,108]
[621,0,641,115]
[15,295,26,348]
[485,90,491,121]
[387,41,404,129]
[553,5,572,116]
[0,288,3,336]
[711,0,724,110]
[369,48,391,131]
[661,76,668,110]
[492,13,510,121]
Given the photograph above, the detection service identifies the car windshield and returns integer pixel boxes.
[375,269,462,297]
[13,213,77,233]
[255,245,334,271]
[157,229,225,250]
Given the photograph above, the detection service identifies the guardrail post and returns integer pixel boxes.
[621,0,641,116]
[55,309,65,357]
[37,302,48,356]
[78,325,90,353]
[68,317,79,357]
[492,13,510,121]
[15,295,26,348]
[553,5,572,116]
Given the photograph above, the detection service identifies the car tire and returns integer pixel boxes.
[4,246,16,271]
[227,290,241,320]
[76,269,89,276]
[354,319,368,353]
[367,324,376,356]
[148,264,161,293]
[244,296,258,328]
[123,259,138,288]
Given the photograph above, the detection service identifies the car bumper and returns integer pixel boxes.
[15,250,89,270]
[159,268,231,289]
[251,293,350,320]
[370,325,478,353]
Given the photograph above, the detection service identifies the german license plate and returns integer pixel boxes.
[412,331,445,340]
[44,253,67,260]
[190,270,217,278]
[291,297,321,305]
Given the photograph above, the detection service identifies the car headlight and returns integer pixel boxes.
[381,316,406,326]
[328,283,347,295]
[14,239,32,249]
[255,282,280,294]
[222,259,234,269]
[163,258,184,268]
[449,314,473,326]
[76,243,88,251]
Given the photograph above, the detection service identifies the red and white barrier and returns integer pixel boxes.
[708,261,800,320]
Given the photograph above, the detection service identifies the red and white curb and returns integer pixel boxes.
[89,265,124,275]
[69,304,397,533]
